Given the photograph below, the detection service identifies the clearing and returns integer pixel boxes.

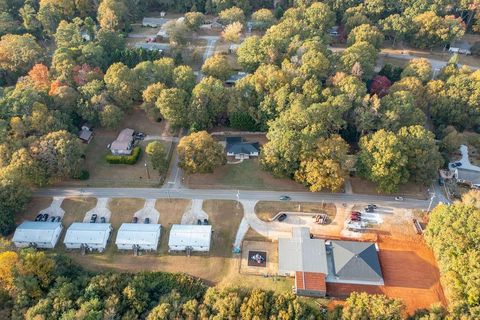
[350,177,428,200]
[255,201,336,223]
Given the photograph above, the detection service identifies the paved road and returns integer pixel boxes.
[35,187,432,209]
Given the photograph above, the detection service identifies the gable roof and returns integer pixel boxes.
[226,137,259,154]
[116,223,161,246]
[331,241,383,282]
[168,224,212,248]
[64,223,112,245]
[13,221,62,243]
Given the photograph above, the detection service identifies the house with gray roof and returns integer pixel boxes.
[110,128,134,155]
[226,137,259,160]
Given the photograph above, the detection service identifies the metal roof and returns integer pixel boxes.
[278,227,328,274]
[168,224,212,247]
[116,223,161,246]
[13,221,62,243]
[331,241,383,282]
[64,223,112,245]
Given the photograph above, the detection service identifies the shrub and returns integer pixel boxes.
[105,146,141,164]
[74,169,90,180]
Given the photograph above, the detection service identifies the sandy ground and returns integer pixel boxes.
[181,199,209,224]
[84,198,111,222]
[38,197,65,220]
[133,198,159,224]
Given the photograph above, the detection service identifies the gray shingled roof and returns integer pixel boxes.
[331,241,383,282]
[226,137,259,154]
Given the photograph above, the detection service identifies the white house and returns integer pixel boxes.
[64,223,112,252]
[13,221,63,249]
[110,128,134,155]
[115,223,161,251]
[168,224,212,252]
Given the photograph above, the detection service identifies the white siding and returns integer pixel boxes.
[115,223,161,251]
[64,223,112,252]
[13,221,63,249]
[168,224,212,252]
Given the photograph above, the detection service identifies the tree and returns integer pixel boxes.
[462,190,480,209]
[379,14,410,46]
[54,20,83,49]
[412,12,465,49]
[236,36,265,72]
[0,34,42,81]
[173,65,196,93]
[156,88,189,129]
[97,0,127,31]
[251,9,276,30]
[342,292,405,320]
[379,90,426,131]
[304,2,335,35]
[184,12,205,31]
[0,251,18,293]
[0,12,18,36]
[341,41,378,80]
[218,7,245,25]
[164,19,189,46]
[347,24,384,49]
[401,58,432,83]
[27,64,51,91]
[294,135,349,192]
[369,75,391,97]
[145,141,168,175]
[142,82,165,122]
[104,62,139,108]
[189,76,228,129]
[357,129,409,193]
[177,131,226,174]
[100,104,124,129]
[222,22,243,43]
[0,176,31,235]
[201,54,232,81]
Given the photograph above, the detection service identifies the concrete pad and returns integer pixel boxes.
[181,199,208,224]
[84,198,111,223]
[38,197,65,219]
[133,198,159,224]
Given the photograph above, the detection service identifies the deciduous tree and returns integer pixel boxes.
[177,131,226,173]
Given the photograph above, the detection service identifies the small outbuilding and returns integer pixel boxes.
[64,223,112,253]
[77,123,94,144]
[13,221,63,249]
[168,224,212,252]
[115,223,161,251]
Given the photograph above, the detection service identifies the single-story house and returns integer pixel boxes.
[448,40,472,55]
[226,137,260,160]
[77,123,93,144]
[168,224,212,252]
[135,42,170,52]
[115,223,161,251]
[455,168,480,189]
[13,221,63,249]
[278,227,384,297]
[110,128,134,155]
[225,72,248,86]
[278,227,328,297]
[64,223,112,252]
[142,17,167,27]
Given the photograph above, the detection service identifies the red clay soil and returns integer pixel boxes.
[327,236,447,315]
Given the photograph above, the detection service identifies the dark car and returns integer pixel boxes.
[134,132,146,140]
[203,218,209,225]
[90,214,97,223]
[364,207,374,213]
[35,214,43,221]
[132,217,138,223]
[278,213,287,222]
[368,204,377,209]
[50,216,57,222]
[197,219,202,225]
[42,213,49,222]
[438,178,445,186]
[279,195,291,201]
[454,162,462,167]
[100,216,106,223]
[55,216,62,222]
[144,217,150,224]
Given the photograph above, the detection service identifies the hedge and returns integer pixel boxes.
[106,146,141,164]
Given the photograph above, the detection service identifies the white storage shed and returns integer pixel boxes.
[115,223,161,251]
[64,223,112,252]
[168,224,212,252]
[13,221,63,249]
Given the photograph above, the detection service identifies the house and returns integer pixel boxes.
[64,223,112,252]
[278,227,384,297]
[110,128,134,155]
[448,40,472,55]
[226,137,260,160]
[115,223,161,251]
[142,17,167,27]
[168,224,212,252]
[135,42,169,52]
[278,227,328,297]
[225,72,248,86]
[77,123,93,144]
[455,168,480,189]
[13,221,63,249]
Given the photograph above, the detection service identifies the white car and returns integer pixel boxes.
[394,196,404,201]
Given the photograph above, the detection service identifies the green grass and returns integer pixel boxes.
[218,161,267,189]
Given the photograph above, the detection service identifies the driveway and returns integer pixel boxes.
[450,145,480,172]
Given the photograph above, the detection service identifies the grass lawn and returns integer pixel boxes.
[156,199,191,253]
[16,197,53,223]
[186,159,308,191]
[255,201,337,223]
[350,177,428,199]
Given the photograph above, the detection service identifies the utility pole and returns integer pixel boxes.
[145,161,150,179]
[427,192,436,213]
[236,190,240,209]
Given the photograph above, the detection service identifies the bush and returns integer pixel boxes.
[105,146,141,164]
[74,169,90,180]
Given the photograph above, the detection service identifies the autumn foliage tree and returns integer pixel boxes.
[177,131,226,174]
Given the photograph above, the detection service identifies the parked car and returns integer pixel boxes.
[203,218,209,225]
[278,213,287,221]
[438,178,445,186]
[350,215,361,222]
[132,217,138,223]
[197,219,202,225]
[41,214,49,222]
[134,132,146,140]
[368,204,377,209]
[55,216,62,222]
[364,206,374,213]
[50,216,56,222]
[451,162,462,168]
[100,216,106,223]
[144,217,150,224]
[35,214,43,221]
[90,214,97,223]
[351,211,361,216]
[279,195,291,201]
[394,196,404,201]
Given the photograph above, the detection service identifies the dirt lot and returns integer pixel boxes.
[16,197,53,223]
[350,177,429,200]
[185,158,309,191]
[156,199,191,252]
[255,201,336,223]
[57,109,171,187]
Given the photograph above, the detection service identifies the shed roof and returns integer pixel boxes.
[78,129,92,141]
[278,227,328,274]
[331,241,383,282]
[13,221,62,243]
[64,223,112,245]
[116,223,161,246]
[168,224,212,247]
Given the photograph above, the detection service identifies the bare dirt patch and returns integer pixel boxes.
[255,201,336,223]
[350,177,428,200]
[241,241,277,275]
[17,197,53,223]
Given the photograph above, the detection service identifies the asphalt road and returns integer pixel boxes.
[35,187,432,209]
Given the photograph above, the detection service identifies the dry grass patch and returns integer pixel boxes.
[61,197,97,227]
[156,199,191,253]
[255,201,336,223]
[350,177,428,199]
[109,198,145,228]
[243,228,269,242]
[17,197,53,223]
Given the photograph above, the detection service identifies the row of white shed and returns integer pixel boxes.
[13,221,212,252]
